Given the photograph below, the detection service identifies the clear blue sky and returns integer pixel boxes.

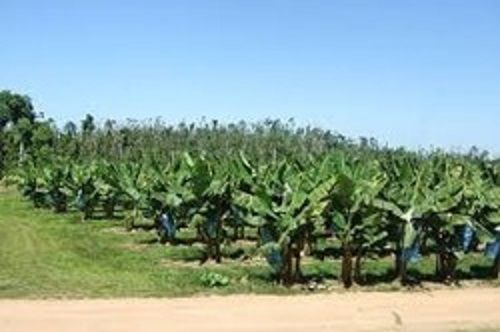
[1,0,499,154]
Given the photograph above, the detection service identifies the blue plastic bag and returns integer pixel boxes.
[75,189,86,210]
[259,226,283,272]
[485,239,500,260]
[462,225,475,253]
[159,212,176,240]
[266,248,283,272]
[204,215,218,239]
[403,244,421,263]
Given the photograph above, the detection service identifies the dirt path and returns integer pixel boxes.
[1,288,499,332]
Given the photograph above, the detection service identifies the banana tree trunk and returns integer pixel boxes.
[294,249,302,282]
[354,249,363,284]
[202,213,224,264]
[83,206,94,221]
[232,225,245,240]
[53,192,67,213]
[126,206,139,231]
[435,251,444,281]
[492,253,499,279]
[214,215,222,263]
[394,240,408,283]
[294,239,305,282]
[394,222,410,285]
[214,213,224,263]
[303,227,315,256]
[436,252,456,282]
[281,243,294,286]
[103,199,116,219]
[435,236,456,283]
[341,243,353,288]
[214,240,222,263]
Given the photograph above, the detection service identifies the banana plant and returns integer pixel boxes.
[460,162,500,278]
[97,162,122,219]
[41,162,72,213]
[227,204,248,240]
[65,163,100,220]
[419,157,500,282]
[237,153,335,285]
[485,227,500,279]
[324,155,388,288]
[114,162,149,230]
[186,153,241,263]
[148,156,195,244]
[15,161,48,208]
[378,155,474,283]
[479,163,500,278]
[417,157,466,282]
[376,154,436,283]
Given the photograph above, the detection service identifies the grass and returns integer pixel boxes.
[0,187,294,298]
[0,186,498,299]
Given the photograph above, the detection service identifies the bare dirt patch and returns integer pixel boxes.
[1,288,499,332]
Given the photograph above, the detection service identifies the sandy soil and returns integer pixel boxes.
[1,288,499,332]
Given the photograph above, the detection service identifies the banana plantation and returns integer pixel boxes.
[12,149,500,288]
[1,90,499,288]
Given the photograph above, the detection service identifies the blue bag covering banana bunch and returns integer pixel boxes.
[462,224,475,253]
[157,212,176,243]
[485,240,500,259]
[259,226,283,273]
